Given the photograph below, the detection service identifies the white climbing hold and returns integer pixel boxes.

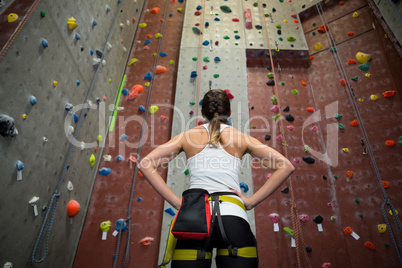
[29,196,40,217]
[106,42,112,51]
[67,181,74,191]
[103,155,112,162]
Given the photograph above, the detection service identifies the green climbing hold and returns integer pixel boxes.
[283,227,294,238]
[97,135,102,141]
[189,101,195,105]
[304,145,309,152]
[279,0,284,2]
[192,57,198,61]
[184,169,189,175]
[399,135,402,140]
[235,43,238,46]
[213,74,219,78]
[192,27,201,35]
[291,89,298,95]
[330,216,336,221]
[287,37,296,42]
[253,2,258,7]
[223,35,230,40]
[351,76,358,81]
[276,24,281,29]
[330,47,337,52]
[153,53,157,56]
[359,62,370,71]
[267,72,274,78]
[355,199,360,204]
[281,82,285,86]
[312,32,316,36]
[273,114,280,121]
[203,56,210,62]
[40,11,46,18]
[359,213,363,217]
[385,243,390,247]
[234,30,238,33]
[334,175,338,179]
[89,154,95,167]
[278,37,283,41]
[339,123,344,130]
[335,114,343,119]
[252,125,256,129]
[169,60,174,65]
[265,14,270,17]
[312,23,316,26]
[220,5,232,13]
[271,95,277,105]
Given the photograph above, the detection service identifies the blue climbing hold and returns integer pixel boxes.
[75,33,81,40]
[165,208,176,216]
[99,168,111,176]
[228,117,232,126]
[16,160,24,171]
[202,40,210,46]
[196,5,202,10]
[214,57,221,62]
[205,22,209,28]
[117,155,123,161]
[139,105,145,112]
[199,99,203,105]
[144,72,153,80]
[76,80,80,86]
[106,5,111,13]
[136,8,138,12]
[191,71,198,78]
[116,219,128,232]
[235,35,240,39]
[122,88,129,95]
[159,52,168,57]
[178,0,183,2]
[42,38,49,48]
[144,39,151,45]
[90,49,94,55]
[240,182,249,192]
[169,13,173,17]
[121,134,127,140]
[137,197,142,202]
[92,20,97,26]
[214,17,220,21]
[30,96,37,105]
[118,0,122,3]
[74,114,78,123]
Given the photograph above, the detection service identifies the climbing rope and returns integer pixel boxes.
[259,1,312,267]
[316,3,402,265]
[112,1,172,267]
[29,2,125,263]
[195,0,207,122]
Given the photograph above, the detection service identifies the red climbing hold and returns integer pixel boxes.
[198,120,205,125]
[232,18,240,22]
[203,65,207,70]
[385,140,395,147]
[224,89,234,99]
[340,79,346,85]
[195,23,200,26]
[160,18,164,22]
[156,65,167,74]
[364,241,375,251]
[160,115,168,121]
[307,107,314,112]
[132,17,136,23]
[350,119,358,127]
[293,19,299,23]
[318,24,328,33]
[348,59,356,64]
[348,32,354,36]
[346,171,354,179]
[150,7,160,14]
[195,11,201,16]
[382,181,389,188]
[339,1,345,5]
[146,34,152,39]
[128,85,143,100]
[382,90,395,98]
[301,80,307,86]
[67,200,80,217]
[309,56,314,60]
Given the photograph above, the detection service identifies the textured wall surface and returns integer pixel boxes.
[0,0,145,266]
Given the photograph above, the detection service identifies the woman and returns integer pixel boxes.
[138,89,294,268]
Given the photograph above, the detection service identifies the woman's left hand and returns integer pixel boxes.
[230,189,255,210]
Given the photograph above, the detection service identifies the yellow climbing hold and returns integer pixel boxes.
[144,82,150,86]
[356,52,372,64]
[89,154,96,167]
[177,8,183,13]
[97,135,102,142]
[365,73,371,78]
[324,0,330,3]
[8,13,18,23]
[139,23,147,28]
[169,60,174,65]
[67,17,78,30]
[358,98,364,102]
[353,12,359,18]
[22,114,27,119]
[149,105,159,113]
[128,58,138,66]
[53,81,58,87]
[109,78,112,83]
[342,148,349,153]
[370,94,378,101]
[385,34,388,39]
[283,19,288,23]
[155,33,163,39]
[153,53,157,56]
[378,224,387,233]
[314,43,323,51]
[389,209,398,215]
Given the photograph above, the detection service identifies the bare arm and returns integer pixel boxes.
[137,133,184,210]
[232,134,295,210]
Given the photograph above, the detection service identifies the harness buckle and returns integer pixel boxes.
[232,247,238,257]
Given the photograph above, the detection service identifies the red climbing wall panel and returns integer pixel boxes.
[74,1,186,267]
[247,1,402,267]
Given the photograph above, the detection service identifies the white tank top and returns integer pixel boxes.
[187,123,248,222]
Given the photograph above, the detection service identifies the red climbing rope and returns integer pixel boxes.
[0,0,42,63]
[259,1,312,267]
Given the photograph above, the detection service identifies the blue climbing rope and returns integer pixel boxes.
[316,3,402,265]
[29,2,124,263]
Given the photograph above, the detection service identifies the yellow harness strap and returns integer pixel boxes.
[173,249,212,261]
[207,195,246,212]
[159,220,178,268]
[217,246,258,258]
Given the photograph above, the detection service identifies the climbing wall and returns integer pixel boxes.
[0,0,146,267]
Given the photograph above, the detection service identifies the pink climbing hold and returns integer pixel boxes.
[270,105,279,112]
[203,65,207,70]
[322,263,331,268]
[132,17,136,23]
[327,202,332,207]
[232,18,240,22]
[244,8,252,29]
[276,134,282,141]
[198,120,205,125]
[291,13,297,19]
[267,173,272,178]
[293,158,300,163]
[312,126,317,132]
[269,213,280,223]
[295,26,299,29]
[289,74,294,79]
[215,41,219,46]
[224,89,234,99]
[287,126,294,131]
[299,214,309,222]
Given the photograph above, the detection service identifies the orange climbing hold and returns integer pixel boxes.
[382,181,389,188]
[340,79,346,85]
[294,19,299,23]
[385,140,395,147]
[339,1,345,5]
[301,80,307,86]
[160,18,164,22]
[67,200,80,217]
[346,171,354,179]
[309,56,315,60]
[150,7,160,14]
[348,59,356,64]
[138,171,144,178]
[348,32,354,36]
[144,46,150,50]
[160,115,168,121]
[318,24,328,33]
[128,85,144,100]
[307,107,314,112]
[350,119,358,127]
[364,241,375,251]
[129,156,137,163]
[146,34,152,39]
[156,65,167,74]
[382,90,395,98]
[343,227,353,235]
[140,237,154,246]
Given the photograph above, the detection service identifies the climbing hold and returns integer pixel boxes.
[267,72,274,78]
[74,114,79,123]
[99,168,111,176]
[378,224,387,233]
[190,71,198,78]
[306,246,312,253]
[214,57,221,63]
[138,105,146,113]
[97,135,102,142]
[267,80,275,86]
[270,105,279,112]
[42,38,49,48]
[353,12,359,18]
[304,145,309,152]
[370,94,378,101]
[385,140,395,147]
[203,56,210,62]
[291,89,299,95]
[359,62,370,72]
[283,227,294,238]
[283,19,288,23]
[149,105,159,114]
[276,135,283,141]
[139,23,147,28]
[22,114,27,120]
[301,80,307,86]
[144,72,153,80]
[351,76,358,81]
[165,208,176,216]
[15,160,24,181]
[155,33,163,39]
[342,148,349,153]
[313,43,323,51]
[318,24,328,33]
[382,91,395,98]
[348,59,356,64]
[347,171,354,179]
[312,126,317,132]
[265,135,271,141]
[232,18,240,22]
[169,60,174,65]
[302,156,315,164]
[159,52,168,57]
[287,37,296,42]
[106,5,111,13]
[298,214,309,222]
[240,182,249,192]
[323,175,327,180]
[122,88,129,96]
[192,27,201,35]
[223,35,230,40]
[287,126,294,131]
[213,74,219,78]
[205,22,209,28]
[184,169,190,175]
[220,5,232,13]
[356,52,372,64]
[273,114,280,121]
[364,241,375,251]
[192,57,198,61]
[195,11,201,16]
[235,35,240,40]
[160,115,168,121]
[281,187,289,194]
[128,58,138,66]
[340,79,346,85]
[385,243,390,247]
[293,158,300,163]
[67,200,80,217]
[330,47,337,52]
[89,154,96,167]
[269,213,280,224]
[75,33,81,40]
[350,119,358,127]
[67,17,78,30]
[271,95,277,105]
[76,80,80,86]
[150,7,160,14]
[128,85,143,100]
[330,216,335,222]
[306,107,314,112]
[335,114,343,119]
[383,181,389,188]
[284,114,294,122]
[348,32,354,36]
[144,39,151,45]
[202,40,210,46]
[156,65,167,74]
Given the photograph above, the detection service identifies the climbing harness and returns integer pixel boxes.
[316,3,402,265]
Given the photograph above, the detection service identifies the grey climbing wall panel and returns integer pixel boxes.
[0,0,145,267]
